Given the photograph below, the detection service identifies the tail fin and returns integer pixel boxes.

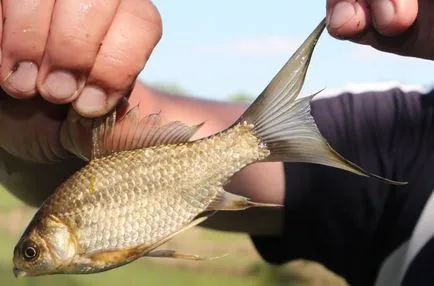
[236,19,406,186]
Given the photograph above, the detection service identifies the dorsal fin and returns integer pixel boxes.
[61,100,204,161]
[89,103,204,160]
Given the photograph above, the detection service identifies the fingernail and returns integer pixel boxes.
[74,85,107,117]
[43,70,78,100]
[327,1,356,29]
[371,0,396,30]
[3,61,38,95]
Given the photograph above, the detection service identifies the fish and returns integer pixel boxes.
[11,18,406,278]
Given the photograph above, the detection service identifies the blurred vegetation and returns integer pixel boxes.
[150,82,189,96]
[149,81,255,104]
[0,185,22,208]
[228,92,254,103]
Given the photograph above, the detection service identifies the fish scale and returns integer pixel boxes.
[40,123,266,253]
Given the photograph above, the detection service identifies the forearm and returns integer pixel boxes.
[130,81,248,138]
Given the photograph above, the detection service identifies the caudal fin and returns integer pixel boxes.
[235,19,406,186]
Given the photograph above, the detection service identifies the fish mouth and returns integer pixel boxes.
[13,267,27,278]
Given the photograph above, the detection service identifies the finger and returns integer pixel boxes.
[326,0,371,39]
[368,0,418,36]
[0,1,53,98]
[73,0,162,117]
[37,0,120,104]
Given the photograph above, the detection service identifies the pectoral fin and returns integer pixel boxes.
[134,215,211,255]
[79,215,212,273]
[206,189,283,211]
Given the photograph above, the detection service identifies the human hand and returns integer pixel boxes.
[0,81,153,164]
[326,0,434,60]
[0,0,162,117]
[0,0,162,164]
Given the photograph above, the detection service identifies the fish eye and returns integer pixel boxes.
[22,242,39,261]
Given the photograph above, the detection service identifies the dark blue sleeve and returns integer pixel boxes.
[251,88,434,286]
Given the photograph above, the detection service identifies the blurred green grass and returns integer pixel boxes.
[0,185,22,208]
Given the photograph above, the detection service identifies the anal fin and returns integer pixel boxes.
[206,189,283,211]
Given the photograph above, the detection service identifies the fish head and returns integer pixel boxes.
[13,214,78,277]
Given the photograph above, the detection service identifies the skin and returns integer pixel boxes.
[326,0,434,60]
[0,0,433,236]
[0,0,162,117]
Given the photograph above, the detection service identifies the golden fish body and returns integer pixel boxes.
[49,123,266,254]
[12,19,405,277]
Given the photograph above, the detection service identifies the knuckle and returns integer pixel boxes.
[127,0,163,42]
[142,1,162,22]
[47,32,97,68]
[143,2,163,36]
[4,29,46,59]
[51,31,92,50]
[95,52,141,89]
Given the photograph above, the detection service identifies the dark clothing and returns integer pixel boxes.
[251,87,434,286]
